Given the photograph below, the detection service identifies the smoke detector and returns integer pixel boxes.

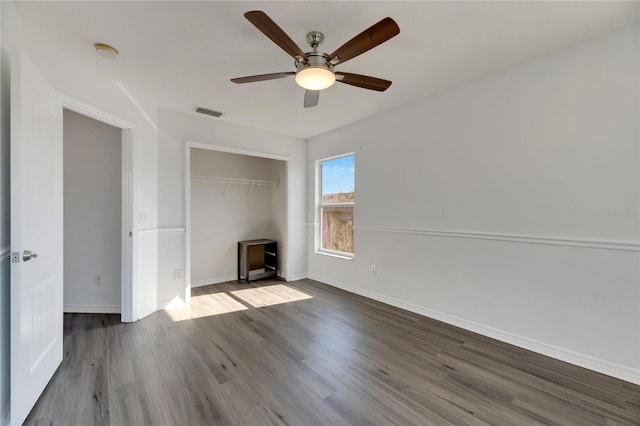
[95,43,118,59]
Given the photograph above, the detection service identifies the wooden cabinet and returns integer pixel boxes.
[237,239,277,283]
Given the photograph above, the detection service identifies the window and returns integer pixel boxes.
[318,154,355,257]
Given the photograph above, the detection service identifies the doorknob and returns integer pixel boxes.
[23,250,39,262]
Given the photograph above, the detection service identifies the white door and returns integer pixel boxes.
[10,53,63,425]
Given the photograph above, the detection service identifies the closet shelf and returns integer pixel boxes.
[191,175,279,186]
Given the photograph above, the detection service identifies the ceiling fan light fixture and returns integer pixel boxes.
[295,67,336,91]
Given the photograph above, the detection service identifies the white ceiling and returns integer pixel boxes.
[13,1,639,139]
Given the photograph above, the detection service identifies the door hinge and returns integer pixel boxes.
[11,252,20,263]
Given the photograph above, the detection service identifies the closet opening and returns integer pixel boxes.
[184,143,289,302]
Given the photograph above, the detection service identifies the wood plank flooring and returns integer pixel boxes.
[26,279,639,425]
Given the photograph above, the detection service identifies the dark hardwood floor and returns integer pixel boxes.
[26,279,639,425]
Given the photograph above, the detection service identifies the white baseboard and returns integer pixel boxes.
[138,303,158,320]
[191,274,237,288]
[285,272,308,282]
[63,304,120,314]
[308,273,640,385]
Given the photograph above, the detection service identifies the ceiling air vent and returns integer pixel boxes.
[195,107,223,118]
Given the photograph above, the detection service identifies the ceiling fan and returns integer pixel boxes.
[231,11,400,108]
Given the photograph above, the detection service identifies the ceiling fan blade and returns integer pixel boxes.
[244,11,308,62]
[336,72,392,91]
[328,17,399,65]
[231,72,295,84]
[304,90,319,108]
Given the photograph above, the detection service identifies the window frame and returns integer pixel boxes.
[316,153,355,259]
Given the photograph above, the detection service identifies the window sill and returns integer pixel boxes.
[315,250,355,261]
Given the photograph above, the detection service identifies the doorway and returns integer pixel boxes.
[61,98,135,322]
[63,109,122,314]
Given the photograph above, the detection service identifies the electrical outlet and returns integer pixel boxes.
[370,265,377,275]
[173,268,182,280]
[138,212,149,224]
[94,274,102,286]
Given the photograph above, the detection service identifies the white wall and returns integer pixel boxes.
[307,25,640,384]
[63,110,121,313]
[156,108,307,307]
[190,149,284,285]
[0,3,10,423]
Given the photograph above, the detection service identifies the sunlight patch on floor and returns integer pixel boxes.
[231,284,313,308]
[164,295,185,309]
[165,292,248,321]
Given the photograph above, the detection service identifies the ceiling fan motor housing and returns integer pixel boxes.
[295,30,333,75]
[295,52,333,73]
